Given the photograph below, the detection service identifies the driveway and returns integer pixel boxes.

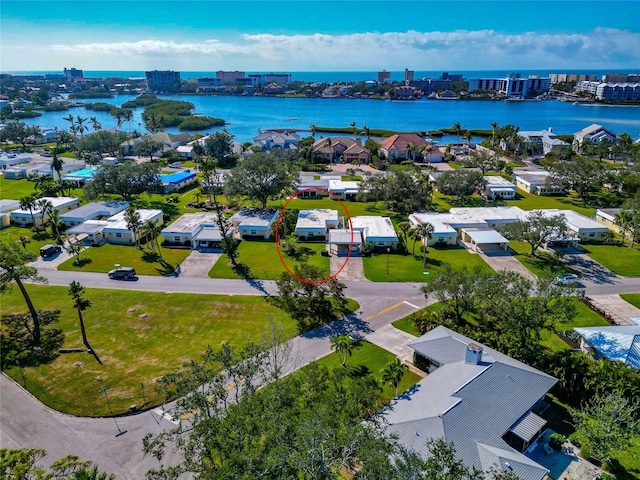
[176,250,221,278]
[29,243,77,270]
[563,252,619,285]
[330,254,366,281]
[474,245,537,280]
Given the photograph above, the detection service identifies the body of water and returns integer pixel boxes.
[22,94,640,143]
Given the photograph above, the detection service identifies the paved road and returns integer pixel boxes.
[2,263,637,478]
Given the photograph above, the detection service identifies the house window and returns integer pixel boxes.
[588,232,595,237]
[175,236,181,242]
[251,230,257,235]
[377,242,385,246]
[438,237,444,242]
[116,233,122,238]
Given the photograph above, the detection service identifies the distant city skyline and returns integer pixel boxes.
[2,1,640,72]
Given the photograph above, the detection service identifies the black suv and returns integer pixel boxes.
[108,267,136,280]
[40,244,62,258]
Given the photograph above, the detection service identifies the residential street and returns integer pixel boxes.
[1,261,637,479]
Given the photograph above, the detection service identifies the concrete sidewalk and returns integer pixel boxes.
[475,246,537,280]
[587,294,640,325]
[330,255,366,281]
[177,250,221,278]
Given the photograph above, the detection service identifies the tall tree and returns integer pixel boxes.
[141,219,163,260]
[358,170,433,214]
[19,196,37,229]
[549,156,606,199]
[47,210,64,245]
[466,150,496,175]
[68,240,86,265]
[225,153,299,209]
[571,390,640,467]
[89,116,102,132]
[75,116,88,138]
[123,207,142,249]
[0,241,47,346]
[50,150,64,182]
[83,162,163,201]
[329,334,354,367]
[68,281,92,351]
[415,222,435,266]
[132,138,164,161]
[382,358,408,397]
[203,129,234,167]
[436,170,486,200]
[500,210,569,256]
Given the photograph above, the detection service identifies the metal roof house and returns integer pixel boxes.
[102,209,164,245]
[385,326,556,480]
[575,325,640,369]
[60,201,130,226]
[295,209,340,240]
[161,212,230,250]
[159,171,198,193]
[0,199,20,229]
[10,196,80,228]
[229,208,279,240]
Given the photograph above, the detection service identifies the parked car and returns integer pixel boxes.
[553,273,580,285]
[108,266,136,280]
[40,244,62,258]
[40,151,52,157]
[169,162,182,168]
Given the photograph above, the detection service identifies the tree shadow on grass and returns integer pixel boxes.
[72,257,92,267]
[232,263,255,280]
[345,364,370,378]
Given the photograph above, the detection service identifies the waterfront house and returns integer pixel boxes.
[102,209,164,245]
[10,196,80,228]
[297,175,330,198]
[573,124,617,152]
[311,137,369,163]
[252,130,300,152]
[328,179,360,200]
[385,326,556,480]
[60,201,129,227]
[161,212,230,249]
[229,208,279,240]
[378,133,433,161]
[512,129,571,155]
[295,209,339,240]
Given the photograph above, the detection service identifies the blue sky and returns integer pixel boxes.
[2,0,639,71]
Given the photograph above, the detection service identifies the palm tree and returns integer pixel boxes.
[68,239,86,264]
[324,137,333,163]
[68,281,92,351]
[614,211,631,245]
[490,121,500,148]
[406,143,416,162]
[362,124,370,139]
[89,116,102,132]
[36,199,53,231]
[310,124,317,136]
[416,222,434,266]
[63,113,75,133]
[48,210,64,244]
[451,122,464,144]
[142,219,163,261]
[113,111,124,131]
[462,130,472,145]
[123,109,134,133]
[382,358,408,397]
[397,221,412,245]
[330,334,354,367]
[19,195,38,229]
[124,207,142,248]
[70,464,116,480]
[50,150,64,182]
[75,116,88,138]
[19,235,31,250]
[350,121,356,134]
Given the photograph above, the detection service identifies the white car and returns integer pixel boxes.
[553,274,580,285]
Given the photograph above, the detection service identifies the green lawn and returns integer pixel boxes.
[392,299,608,353]
[508,240,577,278]
[0,225,59,257]
[341,175,363,181]
[1,285,298,416]
[310,340,422,401]
[621,294,640,309]
[581,244,640,277]
[58,242,191,276]
[504,191,595,217]
[209,239,329,280]
[363,244,492,282]
[267,197,406,224]
[0,177,39,200]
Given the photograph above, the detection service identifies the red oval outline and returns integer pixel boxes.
[275,188,353,285]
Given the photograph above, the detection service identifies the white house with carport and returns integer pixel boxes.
[575,325,640,369]
[449,206,525,231]
[408,212,459,246]
[594,208,621,233]
[297,175,329,198]
[229,208,279,240]
[482,176,517,200]
[67,220,110,245]
[513,172,564,196]
[328,179,360,200]
[539,209,609,242]
[159,171,198,193]
[328,216,398,256]
[102,209,164,245]
[0,200,20,229]
[161,212,230,250]
[10,196,80,228]
[60,201,129,227]
[295,209,340,240]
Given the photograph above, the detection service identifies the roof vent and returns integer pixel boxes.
[465,343,483,365]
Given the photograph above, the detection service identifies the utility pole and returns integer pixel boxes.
[99,386,127,437]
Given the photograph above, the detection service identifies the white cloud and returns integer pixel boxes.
[43,28,640,70]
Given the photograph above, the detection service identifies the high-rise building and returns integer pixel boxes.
[469,74,550,98]
[404,68,414,83]
[145,70,181,90]
[377,69,391,84]
[64,68,84,79]
[216,71,245,84]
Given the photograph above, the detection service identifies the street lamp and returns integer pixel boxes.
[386,247,391,276]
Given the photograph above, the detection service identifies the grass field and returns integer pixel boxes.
[508,241,577,278]
[581,244,640,277]
[0,177,39,199]
[209,239,329,280]
[363,244,492,282]
[1,286,298,416]
[621,294,640,309]
[310,340,422,401]
[57,242,191,276]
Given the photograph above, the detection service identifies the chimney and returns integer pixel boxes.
[465,343,483,365]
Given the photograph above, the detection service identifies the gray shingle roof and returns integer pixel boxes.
[387,326,556,480]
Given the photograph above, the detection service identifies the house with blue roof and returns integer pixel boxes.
[160,171,198,193]
[575,325,640,369]
[385,326,556,480]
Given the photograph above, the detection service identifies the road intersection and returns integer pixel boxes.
[1,257,638,479]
